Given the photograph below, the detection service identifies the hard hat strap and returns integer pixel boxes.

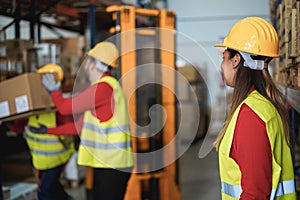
[238,51,265,70]
[95,59,109,72]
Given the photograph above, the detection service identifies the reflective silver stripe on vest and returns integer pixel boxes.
[222,180,295,199]
[83,123,130,134]
[221,182,242,198]
[30,148,68,156]
[81,139,131,150]
[25,133,61,144]
[270,180,295,199]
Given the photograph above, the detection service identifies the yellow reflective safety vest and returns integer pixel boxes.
[25,112,75,170]
[219,90,296,200]
[77,76,134,168]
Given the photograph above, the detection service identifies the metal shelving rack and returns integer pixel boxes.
[268,0,300,108]
[277,84,300,113]
[270,0,300,194]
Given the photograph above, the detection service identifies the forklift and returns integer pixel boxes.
[106,5,180,200]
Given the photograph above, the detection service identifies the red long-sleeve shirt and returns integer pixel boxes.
[7,112,74,134]
[230,103,272,199]
[47,73,114,136]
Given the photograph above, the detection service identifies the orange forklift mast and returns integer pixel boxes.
[106,5,179,200]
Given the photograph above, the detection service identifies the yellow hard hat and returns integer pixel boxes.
[86,41,119,68]
[36,63,64,81]
[215,17,280,58]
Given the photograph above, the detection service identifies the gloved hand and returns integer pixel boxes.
[25,124,48,134]
[42,74,61,93]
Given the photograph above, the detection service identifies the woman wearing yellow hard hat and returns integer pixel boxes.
[28,41,133,200]
[214,17,296,199]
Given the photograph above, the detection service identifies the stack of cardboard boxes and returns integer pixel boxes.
[273,0,300,89]
[270,0,300,194]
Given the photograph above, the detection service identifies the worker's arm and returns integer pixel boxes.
[230,103,272,199]
[56,112,74,125]
[27,115,83,136]
[47,120,81,136]
[7,118,28,134]
[50,81,113,116]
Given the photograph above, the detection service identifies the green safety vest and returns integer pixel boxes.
[77,76,134,168]
[219,90,296,200]
[25,112,75,170]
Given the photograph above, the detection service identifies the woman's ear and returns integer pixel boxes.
[232,53,241,69]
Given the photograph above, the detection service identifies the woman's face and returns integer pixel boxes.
[83,57,99,82]
[220,50,239,87]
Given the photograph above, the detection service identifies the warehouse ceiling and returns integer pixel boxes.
[0,0,133,33]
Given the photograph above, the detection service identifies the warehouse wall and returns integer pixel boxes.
[168,0,270,64]
[168,0,270,104]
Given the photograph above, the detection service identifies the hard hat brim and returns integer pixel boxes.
[214,43,281,58]
[214,43,225,47]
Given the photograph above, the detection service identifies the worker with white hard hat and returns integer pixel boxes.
[29,41,134,200]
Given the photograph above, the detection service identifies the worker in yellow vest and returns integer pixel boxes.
[29,42,134,200]
[214,17,296,199]
[10,64,75,200]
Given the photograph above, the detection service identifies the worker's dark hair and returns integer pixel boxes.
[107,66,113,71]
[214,48,291,149]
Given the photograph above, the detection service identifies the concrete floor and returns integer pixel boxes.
[1,138,221,200]
[179,139,221,200]
[66,139,221,200]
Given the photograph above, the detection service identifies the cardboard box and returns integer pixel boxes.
[61,55,80,75]
[297,65,300,88]
[288,9,298,57]
[177,66,202,83]
[41,36,86,56]
[176,81,192,101]
[4,39,34,60]
[0,73,55,122]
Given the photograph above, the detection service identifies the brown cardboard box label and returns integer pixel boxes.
[15,95,29,113]
[0,101,9,118]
